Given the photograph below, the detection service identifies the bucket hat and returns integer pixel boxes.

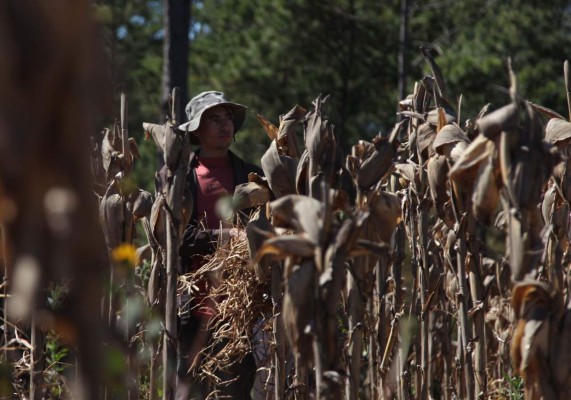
[178,91,247,144]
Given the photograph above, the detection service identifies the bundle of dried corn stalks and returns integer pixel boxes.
[180,228,273,384]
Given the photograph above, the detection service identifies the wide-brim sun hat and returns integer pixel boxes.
[178,91,247,143]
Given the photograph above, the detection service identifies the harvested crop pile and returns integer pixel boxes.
[179,231,273,384]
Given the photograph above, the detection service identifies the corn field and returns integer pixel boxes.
[1,2,571,399]
[116,54,571,399]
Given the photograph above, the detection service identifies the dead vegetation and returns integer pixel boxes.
[1,8,571,397]
[169,56,571,400]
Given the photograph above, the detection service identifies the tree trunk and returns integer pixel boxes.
[162,0,191,119]
[397,0,409,105]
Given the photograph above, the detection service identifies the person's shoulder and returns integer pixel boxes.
[230,151,264,176]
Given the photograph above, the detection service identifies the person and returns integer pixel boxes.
[175,91,262,399]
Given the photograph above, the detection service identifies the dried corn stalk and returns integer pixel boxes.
[142,88,192,399]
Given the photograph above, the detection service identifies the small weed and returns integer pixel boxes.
[45,332,71,398]
[502,373,524,400]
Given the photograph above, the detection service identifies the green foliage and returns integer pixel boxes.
[132,137,160,195]
[502,373,524,399]
[135,258,153,291]
[44,333,70,398]
[45,333,69,375]
[409,0,571,118]
[94,0,164,194]
[192,0,403,155]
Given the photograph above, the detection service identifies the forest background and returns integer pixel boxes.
[93,0,571,197]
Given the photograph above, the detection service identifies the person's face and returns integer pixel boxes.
[194,105,234,152]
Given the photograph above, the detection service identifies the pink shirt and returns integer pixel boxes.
[191,155,234,316]
[195,155,234,229]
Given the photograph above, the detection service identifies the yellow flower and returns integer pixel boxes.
[111,243,138,267]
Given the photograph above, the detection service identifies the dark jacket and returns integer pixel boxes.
[179,149,263,273]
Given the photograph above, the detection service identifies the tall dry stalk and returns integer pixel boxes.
[143,87,192,400]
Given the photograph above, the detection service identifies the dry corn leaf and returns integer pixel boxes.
[521,111,556,208]
[147,252,164,307]
[351,140,373,159]
[163,125,183,170]
[417,123,436,159]
[127,137,140,160]
[560,169,571,203]
[498,100,556,210]
[304,95,337,180]
[394,162,421,190]
[432,123,470,162]
[261,140,297,199]
[329,211,368,258]
[368,191,402,243]
[356,135,397,190]
[426,108,456,126]
[256,113,279,141]
[146,195,167,305]
[541,184,569,240]
[566,59,571,121]
[143,122,166,157]
[421,46,447,98]
[471,157,500,225]
[449,134,495,181]
[566,59,571,93]
[545,118,571,145]
[437,107,447,132]
[99,178,125,250]
[507,210,526,280]
[149,194,166,239]
[412,80,428,113]
[511,281,555,398]
[101,126,129,182]
[549,298,571,396]
[528,102,566,121]
[444,268,459,303]
[270,195,323,244]
[331,187,352,214]
[475,103,518,139]
[295,148,310,196]
[347,141,372,186]
[276,105,306,159]
[511,279,554,322]
[475,103,492,121]
[398,95,414,111]
[245,208,275,280]
[139,215,163,306]
[427,154,449,220]
[133,189,153,218]
[247,172,266,184]
[233,181,271,210]
[507,209,544,281]
[283,259,314,359]
[499,129,514,203]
